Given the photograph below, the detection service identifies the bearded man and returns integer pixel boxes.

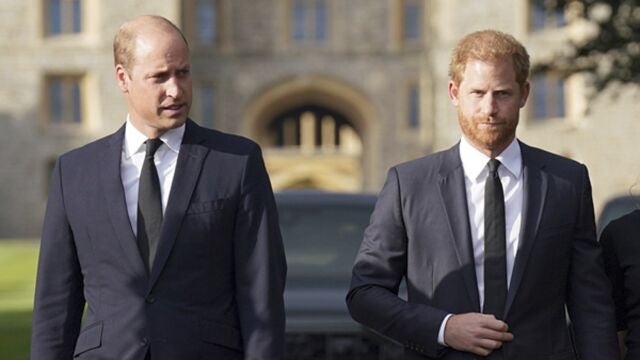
[347,30,618,360]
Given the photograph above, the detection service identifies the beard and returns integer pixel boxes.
[458,110,518,153]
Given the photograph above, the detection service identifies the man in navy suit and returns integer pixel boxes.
[347,30,618,359]
[31,15,286,359]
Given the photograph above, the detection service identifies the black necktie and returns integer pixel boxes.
[137,138,163,272]
[484,158,507,319]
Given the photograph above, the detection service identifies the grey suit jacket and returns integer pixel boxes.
[31,120,287,360]
[347,142,618,359]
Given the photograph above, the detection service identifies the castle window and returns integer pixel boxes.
[403,0,423,42]
[194,84,216,129]
[291,0,328,43]
[182,0,221,46]
[530,72,565,121]
[529,0,565,31]
[45,75,84,125]
[408,84,420,128]
[45,0,82,36]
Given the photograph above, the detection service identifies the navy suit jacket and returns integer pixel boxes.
[347,142,618,359]
[31,120,286,359]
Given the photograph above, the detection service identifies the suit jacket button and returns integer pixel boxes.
[146,296,156,304]
[141,337,149,346]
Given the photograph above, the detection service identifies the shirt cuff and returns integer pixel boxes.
[437,314,453,346]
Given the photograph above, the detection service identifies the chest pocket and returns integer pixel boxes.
[186,199,227,215]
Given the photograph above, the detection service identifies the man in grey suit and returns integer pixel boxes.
[347,30,618,359]
[31,15,286,359]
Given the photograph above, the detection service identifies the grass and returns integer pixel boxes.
[0,240,39,360]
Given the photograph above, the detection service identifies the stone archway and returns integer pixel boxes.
[242,75,379,192]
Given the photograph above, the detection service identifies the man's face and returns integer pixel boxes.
[116,29,192,137]
[448,57,529,156]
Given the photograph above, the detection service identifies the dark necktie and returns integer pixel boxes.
[137,138,163,272]
[483,158,507,319]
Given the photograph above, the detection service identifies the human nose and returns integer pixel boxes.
[480,94,498,116]
[165,76,182,99]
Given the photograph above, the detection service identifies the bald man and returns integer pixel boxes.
[31,15,286,360]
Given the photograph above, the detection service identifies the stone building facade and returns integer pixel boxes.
[0,0,638,237]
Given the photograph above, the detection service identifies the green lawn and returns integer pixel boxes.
[0,240,39,360]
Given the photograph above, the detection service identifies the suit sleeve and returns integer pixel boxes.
[346,167,448,358]
[565,165,619,359]
[600,221,627,332]
[233,144,287,360]
[30,157,85,359]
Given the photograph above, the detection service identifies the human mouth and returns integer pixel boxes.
[163,103,183,110]
[475,116,503,127]
[161,103,186,116]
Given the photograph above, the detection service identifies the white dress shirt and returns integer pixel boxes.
[438,136,524,345]
[120,118,185,235]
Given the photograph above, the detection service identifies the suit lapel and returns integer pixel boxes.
[99,125,148,277]
[148,120,208,291]
[504,143,548,317]
[438,144,481,311]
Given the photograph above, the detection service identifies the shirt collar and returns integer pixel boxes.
[123,115,186,159]
[459,136,522,182]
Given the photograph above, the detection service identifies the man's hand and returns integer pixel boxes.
[444,313,513,356]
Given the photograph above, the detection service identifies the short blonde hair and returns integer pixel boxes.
[113,15,188,72]
[449,30,530,86]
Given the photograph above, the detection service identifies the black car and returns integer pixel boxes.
[597,195,640,236]
[276,191,403,360]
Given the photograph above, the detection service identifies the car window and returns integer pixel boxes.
[278,203,372,282]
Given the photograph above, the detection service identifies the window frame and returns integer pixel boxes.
[528,0,566,32]
[43,0,83,37]
[288,0,330,46]
[194,82,216,129]
[43,73,86,127]
[529,71,566,122]
[402,0,423,44]
[182,0,223,47]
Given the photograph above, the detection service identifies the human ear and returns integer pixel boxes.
[519,81,530,108]
[115,64,130,93]
[448,80,460,106]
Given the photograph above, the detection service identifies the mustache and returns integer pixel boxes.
[473,115,500,123]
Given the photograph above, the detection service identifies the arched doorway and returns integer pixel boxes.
[242,76,378,192]
[267,105,361,153]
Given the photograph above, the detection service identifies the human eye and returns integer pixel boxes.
[149,72,169,82]
[177,68,191,77]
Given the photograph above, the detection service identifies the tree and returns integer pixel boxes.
[535,0,640,93]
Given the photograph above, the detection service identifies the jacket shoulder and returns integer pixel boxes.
[393,145,458,179]
[58,129,121,164]
[205,128,259,152]
[521,142,586,177]
[191,124,261,157]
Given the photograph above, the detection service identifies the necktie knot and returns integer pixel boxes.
[145,138,163,159]
[488,158,501,177]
